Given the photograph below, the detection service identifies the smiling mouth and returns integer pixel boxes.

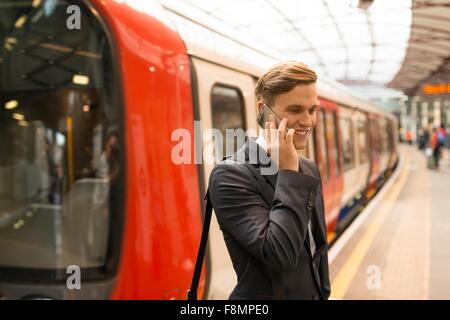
[294,129,310,136]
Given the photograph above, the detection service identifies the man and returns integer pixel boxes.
[431,125,447,169]
[208,61,330,300]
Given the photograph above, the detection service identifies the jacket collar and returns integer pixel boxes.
[241,137,277,189]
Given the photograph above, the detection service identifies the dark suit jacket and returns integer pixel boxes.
[208,137,330,300]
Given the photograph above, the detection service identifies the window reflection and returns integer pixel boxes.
[340,117,354,171]
[357,119,368,164]
[318,110,329,181]
[0,0,122,279]
[211,85,246,158]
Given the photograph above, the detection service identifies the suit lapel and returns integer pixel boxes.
[261,170,277,191]
[241,138,278,204]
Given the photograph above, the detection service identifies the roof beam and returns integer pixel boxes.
[266,0,328,73]
[321,0,350,79]
[412,24,450,35]
[414,12,450,23]
[412,1,450,10]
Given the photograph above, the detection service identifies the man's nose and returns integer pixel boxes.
[297,111,313,128]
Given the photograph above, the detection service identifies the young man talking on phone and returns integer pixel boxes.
[208,61,330,300]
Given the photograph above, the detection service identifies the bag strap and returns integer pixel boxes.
[187,191,212,301]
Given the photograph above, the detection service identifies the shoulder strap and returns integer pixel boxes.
[187,191,212,300]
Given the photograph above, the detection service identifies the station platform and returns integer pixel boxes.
[329,144,450,299]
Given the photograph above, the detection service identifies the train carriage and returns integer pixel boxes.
[0,0,397,300]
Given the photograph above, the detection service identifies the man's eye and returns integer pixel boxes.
[309,108,317,114]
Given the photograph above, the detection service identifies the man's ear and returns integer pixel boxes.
[256,100,264,114]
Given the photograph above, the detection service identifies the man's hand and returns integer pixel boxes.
[265,115,299,172]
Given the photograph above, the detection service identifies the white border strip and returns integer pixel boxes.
[328,150,406,265]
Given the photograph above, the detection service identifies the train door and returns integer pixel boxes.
[354,111,371,201]
[335,107,370,233]
[367,115,381,199]
[315,99,343,241]
[190,57,257,299]
[387,119,399,171]
[329,109,344,215]
[337,106,357,227]
[378,118,390,182]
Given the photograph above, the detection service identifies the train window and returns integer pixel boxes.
[371,119,381,154]
[317,110,329,181]
[357,119,369,163]
[305,133,315,161]
[379,119,389,154]
[0,0,123,281]
[340,117,354,171]
[330,111,340,176]
[386,121,394,152]
[298,128,314,159]
[211,85,246,158]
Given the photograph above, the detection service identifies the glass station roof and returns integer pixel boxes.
[161,0,412,93]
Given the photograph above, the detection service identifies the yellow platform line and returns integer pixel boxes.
[330,151,411,299]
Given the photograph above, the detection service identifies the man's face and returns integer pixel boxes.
[259,83,318,150]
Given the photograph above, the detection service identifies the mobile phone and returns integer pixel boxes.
[257,104,288,129]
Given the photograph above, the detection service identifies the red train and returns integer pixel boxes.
[0,0,397,299]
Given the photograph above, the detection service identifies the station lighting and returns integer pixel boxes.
[14,15,27,28]
[12,113,25,121]
[5,100,18,110]
[72,74,90,85]
[4,37,18,51]
[13,219,25,230]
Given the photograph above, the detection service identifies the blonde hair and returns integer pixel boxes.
[255,61,317,105]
